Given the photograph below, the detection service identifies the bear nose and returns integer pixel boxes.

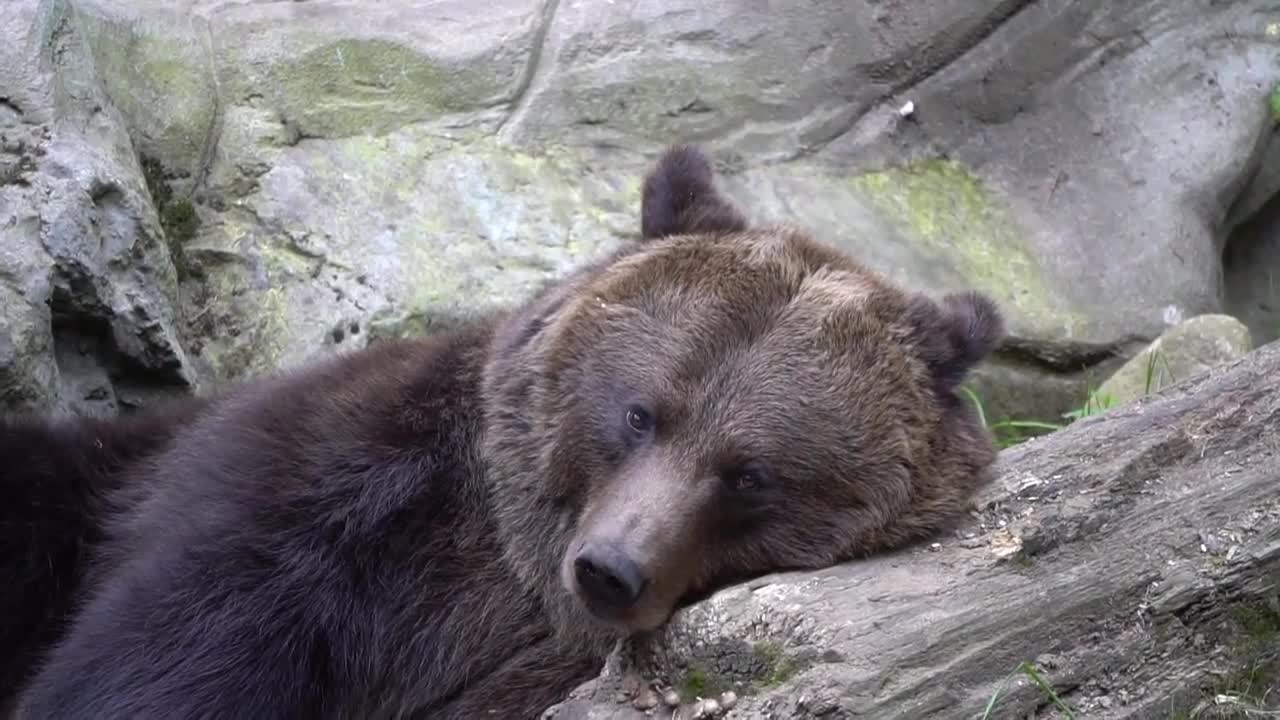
[573,543,648,610]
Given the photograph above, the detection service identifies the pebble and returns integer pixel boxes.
[632,687,659,710]
[663,688,682,707]
[720,691,738,710]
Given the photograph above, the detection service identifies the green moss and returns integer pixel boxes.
[752,641,800,687]
[1269,84,1280,122]
[266,38,507,138]
[179,131,639,381]
[678,665,709,697]
[851,159,1085,336]
[203,285,290,381]
[1231,601,1280,644]
[364,309,473,344]
[402,239,469,311]
[162,200,199,244]
[554,58,748,139]
[77,11,216,165]
[666,640,810,701]
[671,662,738,700]
[258,237,319,281]
[140,156,202,279]
[141,155,171,207]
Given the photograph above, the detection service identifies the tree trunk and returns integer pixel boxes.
[543,342,1280,720]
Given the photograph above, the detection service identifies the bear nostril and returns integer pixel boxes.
[573,544,648,610]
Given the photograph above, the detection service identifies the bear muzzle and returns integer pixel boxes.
[563,455,707,630]
[572,541,650,615]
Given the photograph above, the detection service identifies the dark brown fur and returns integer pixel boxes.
[1,145,1004,719]
[0,395,211,716]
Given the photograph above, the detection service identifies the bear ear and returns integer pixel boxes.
[640,144,750,241]
[904,290,1005,394]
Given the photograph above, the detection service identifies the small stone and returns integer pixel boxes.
[929,542,942,551]
[675,704,704,720]
[632,687,659,710]
[701,698,721,715]
[1198,531,1227,555]
[719,691,738,710]
[663,688,682,707]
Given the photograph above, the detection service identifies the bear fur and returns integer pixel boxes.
[0,145,1005,719]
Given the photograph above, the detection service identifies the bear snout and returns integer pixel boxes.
[572,542,649,614]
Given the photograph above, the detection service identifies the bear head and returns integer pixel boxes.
[482,145,1005,638]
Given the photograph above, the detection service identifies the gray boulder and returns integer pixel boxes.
[1,0,195,415]
[2,0,1275,421]
[1094,313,1253,410]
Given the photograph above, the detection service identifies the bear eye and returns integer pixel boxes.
[624,405,654,434]
[724,461,769,493]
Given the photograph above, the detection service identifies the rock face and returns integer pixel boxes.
[542,341,1280,719]
[1,0,1276,421]
[1,0,195,416]
[1094,313,1253,409]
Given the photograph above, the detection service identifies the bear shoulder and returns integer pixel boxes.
[13,323,578,718]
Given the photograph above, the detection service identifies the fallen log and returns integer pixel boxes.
[543,341,1280,720]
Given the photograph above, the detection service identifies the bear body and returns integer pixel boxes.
[1,146,1005,719]
[6,326,605,719]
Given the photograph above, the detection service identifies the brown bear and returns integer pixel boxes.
[0,145,1004,719]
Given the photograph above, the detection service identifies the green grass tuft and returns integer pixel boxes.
[980,661,1077,719]
[678,665,709,698]
[965,349,1169,449]
[751,641,800,687]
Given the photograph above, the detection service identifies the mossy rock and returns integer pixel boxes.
[1096,314,1253,408]
[74,3,218,176]
[666,637,815,702]
[849,158,1090,343]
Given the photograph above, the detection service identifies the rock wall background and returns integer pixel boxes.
[0,0,1277,427]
